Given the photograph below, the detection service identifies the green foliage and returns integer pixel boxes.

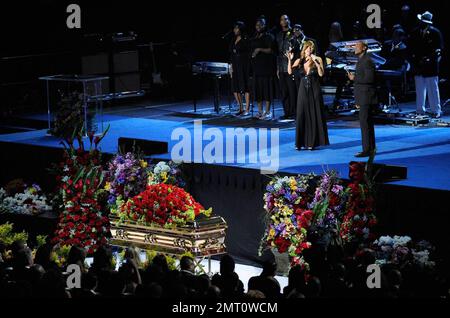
[143,250,180,271]
[36,235,48,248]
[51,245,72,267]
[312,200,329,223]
[0,222,28,246]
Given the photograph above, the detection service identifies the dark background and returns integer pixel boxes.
[0,0,448,109]
[1,0,447,62]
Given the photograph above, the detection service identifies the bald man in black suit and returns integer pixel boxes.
[347,41,377,158]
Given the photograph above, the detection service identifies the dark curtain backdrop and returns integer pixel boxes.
[1,0,448,66]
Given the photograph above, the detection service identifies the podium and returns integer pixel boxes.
[39,74,109,136]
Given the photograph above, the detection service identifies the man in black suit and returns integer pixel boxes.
[347,41,377,157]
[276,15,297,119]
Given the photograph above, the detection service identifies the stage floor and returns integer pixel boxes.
[1,99,450,191]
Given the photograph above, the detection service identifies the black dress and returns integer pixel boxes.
[295,66,329,149]
[250,32,276,102]
[230,37,251,93]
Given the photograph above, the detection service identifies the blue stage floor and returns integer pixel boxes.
[1,100,449,191]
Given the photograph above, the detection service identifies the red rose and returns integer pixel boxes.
[274,237,291,254]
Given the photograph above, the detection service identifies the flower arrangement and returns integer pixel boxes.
[51,244,72,267]
[36,235,48,248]
[309,171,347,245]
[142,250,177,270]
[119,183,211,228]
[339,162,377,244]
[0,223,28,263]
[0,222,28,246]
[51,127,111,254]
[105,152,149,213]
[0,187,6,201]
[260,175,316,267]
[261,163,379,271]
[0,183,51,216]
[148,161,185,188]
[116,249,197,272]
[372,235,436,270]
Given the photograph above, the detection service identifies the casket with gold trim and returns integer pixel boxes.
[110,215,227,257]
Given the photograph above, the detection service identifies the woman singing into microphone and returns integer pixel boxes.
[230,21,251,116]
[287,40,329,150]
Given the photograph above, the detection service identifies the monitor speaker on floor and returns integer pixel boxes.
[349,161,407,182]
[118,137,168,156]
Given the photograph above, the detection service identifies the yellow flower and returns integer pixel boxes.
[140,160,148,168]
[104,182,111,191]
[269,228,275,238]
[161,171,168,182]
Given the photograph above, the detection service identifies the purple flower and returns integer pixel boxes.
[275,223,285,235]
[108,195,116,205]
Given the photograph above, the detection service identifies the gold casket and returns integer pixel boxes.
[110,215,227,257]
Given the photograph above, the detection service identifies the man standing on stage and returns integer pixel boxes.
[347,41,377,158]
[409,11,443,118]
[276,15,296,120]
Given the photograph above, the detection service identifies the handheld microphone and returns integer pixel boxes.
[222,30,233,39]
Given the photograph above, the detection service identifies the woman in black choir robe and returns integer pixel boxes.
[250,16,276,120]
[287,40,329,150]
[230,21,251,116]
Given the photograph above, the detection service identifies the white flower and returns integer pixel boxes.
[375,259,387,266]
[0,188,7,201]
[0,186,51,215]
[155,161,170,174]
[412,249,435,269]
[376,235,394,246]
[392,235,411,248]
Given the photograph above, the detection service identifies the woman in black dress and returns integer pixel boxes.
[230,21,251,116]
[250,16,276,120]
[287,40,329,150]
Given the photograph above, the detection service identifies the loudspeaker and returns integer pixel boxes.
[82,53,109,74]
[349,161,407,182]
[113,51,139,73]
[118,137,168,156]
[81,53,110,93]
[114,73,141,92]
